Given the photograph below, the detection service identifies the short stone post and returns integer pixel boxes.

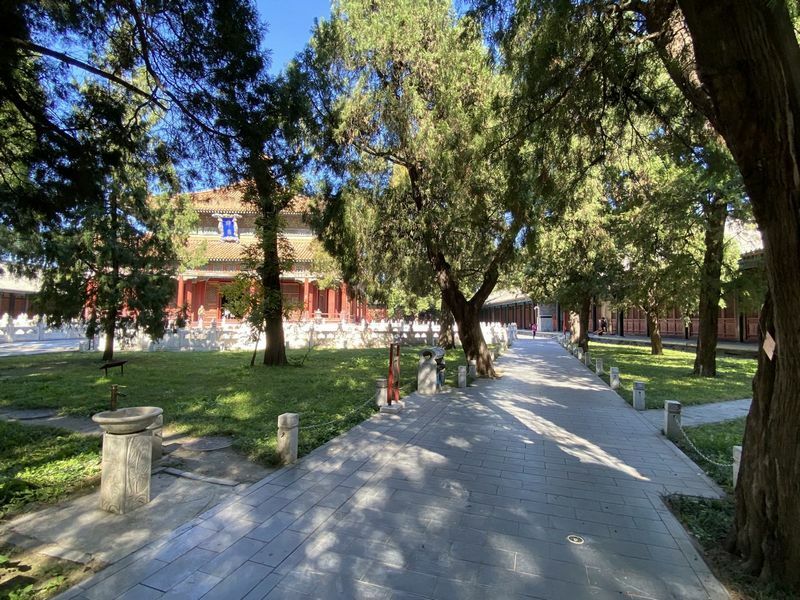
[37,319,44,341]
[468,360,477,378]
[583,351,592,367]
[633,381,646,411]
[457,365,467,388]
[576,348,584,361]
[595,358,603,375]
[732,445,743,488]
[664,401,682,441]
[610,367,620,390]
[375,378,388,406]
[277,413,299,465]
[417,353,438,396]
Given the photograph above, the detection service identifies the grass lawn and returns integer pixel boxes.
[0,421,101,518]
[0,346,469,467]
[587,342,756,409]
[668,418,794,600]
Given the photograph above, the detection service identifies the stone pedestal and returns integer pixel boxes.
[633,381,646,411]
[732,445,742,488]
[100,431,153,514]
[583,351,592,367]
[375,378,388,406]
[147,414,164,462]
[610,367,620,390]
[417,357,438,396]
[595,358,603,375]
[380,401,404,414]
[664,401,682,440]
[457,366,467,388]
[277,413,299,465]
[468,360,477,378]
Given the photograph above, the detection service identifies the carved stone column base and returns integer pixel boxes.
[100,431,153,514]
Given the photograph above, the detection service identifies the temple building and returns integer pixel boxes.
[0,263,39,318]
[172,187,369,324]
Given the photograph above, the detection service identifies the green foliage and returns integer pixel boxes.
[5,75,192,355]
[590,342,756,408]
[522,173,621,311]
[305,0,529,316]
[0,422,101,516]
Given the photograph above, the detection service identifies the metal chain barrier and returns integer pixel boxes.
[675,417,734,467]
[298,393,379,431]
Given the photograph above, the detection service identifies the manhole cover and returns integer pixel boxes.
[567,534,585,545]
[182,437,233,452]
[11,409,58,420]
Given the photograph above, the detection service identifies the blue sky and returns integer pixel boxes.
[256,1,332,73]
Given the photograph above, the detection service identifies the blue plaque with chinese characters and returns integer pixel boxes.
[221,217,236,240]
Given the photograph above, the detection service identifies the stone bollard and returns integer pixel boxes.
[375,378,388,406]
[417,353,438,396]
[610,367,620,390]
[576,348,584,361]
[277,413,299,465]
[583,351,592,367]
[732,445,742,488]
[468,360,477,378]
[458,365,467,388]
[633,381,646,411]
[595,358,603,375]
[664,401,682,441]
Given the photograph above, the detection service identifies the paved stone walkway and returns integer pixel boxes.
[643,399,751,431]
[57,339,728,600]
[0,338,82,357]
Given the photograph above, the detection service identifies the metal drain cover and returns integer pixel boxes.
[182,437,233,452]
[567,534,585,545]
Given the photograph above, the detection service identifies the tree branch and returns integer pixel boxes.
[5,36,166,109]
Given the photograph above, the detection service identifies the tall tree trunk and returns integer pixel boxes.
[693,198,727,376]
[102,305,116,362]
[260,221,287,366]
[437,296,455,349]
[664,1,800,586]
[446,292,495,377]
[646,310,663,355]
[576,297,590,352]
[102,195,120,362]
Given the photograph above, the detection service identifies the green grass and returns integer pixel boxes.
[588,342,756,409]
[675,418,745,490]
[0,347,469,466]
[0,421,101,517]
[667,418,794,599]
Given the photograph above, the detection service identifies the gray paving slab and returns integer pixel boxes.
[66,338,729,599]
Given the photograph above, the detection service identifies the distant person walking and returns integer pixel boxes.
[531,321,538,337]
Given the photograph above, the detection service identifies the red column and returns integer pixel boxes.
[340,283,349,321]
[176,275,185,309]
[303,278,310,319]
[327,288,336,319]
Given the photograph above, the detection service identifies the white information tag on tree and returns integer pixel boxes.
[763,332,776,361]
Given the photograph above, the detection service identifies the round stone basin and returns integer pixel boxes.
[92,406,163,434]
